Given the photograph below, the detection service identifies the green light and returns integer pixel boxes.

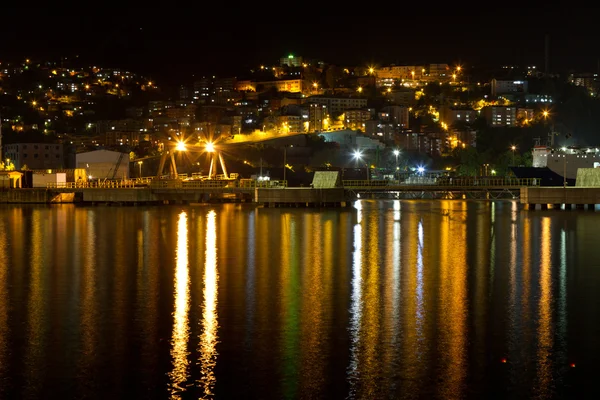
[288,54,293,58]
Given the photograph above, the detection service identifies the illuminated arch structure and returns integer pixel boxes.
[156,138,229,179]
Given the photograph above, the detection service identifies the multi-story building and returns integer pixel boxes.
[179,85,190,99]
[279,115,304,133]
[428,64,450,79]
[490,79,528,97]
[97,119,146,134]
[308,103,327,133]
[105,130,147,147]
[198,105,227,124]
[482,106,517,127]
[365,120,397,142]
[166,104,197,123]
[214,77,236,94]
[280,54,303,68]
[440,106,479,126]
[256,79,309,94]
[344,109,371,131]
[3,143,64,170]
[380,106,410,129]
[193,77,212,99]
[391,90,416,107]
[235,80,255,92]
[148,101,175,117]
[306,96,367,115]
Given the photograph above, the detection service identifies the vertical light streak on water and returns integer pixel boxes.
[534,217,554,398]
[298,214,326,396]
[557,228,568,372]
[168,212,190,399]
[197,210,219,398]
[355,210,383,398]
[80,210,97,381]
[437,201,468,399]
[391,201,402,365]
[346,217,363,398]
[507,203,518,367]
[0,219,8,393]
[416,220,424,341]
[24,208,47,398]
[245,209,256,350]
[489,202,497,297]
[281,213,300,400]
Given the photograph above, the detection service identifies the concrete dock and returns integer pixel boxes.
[520,186,600,210]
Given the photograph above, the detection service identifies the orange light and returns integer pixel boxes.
[501,358,507,363]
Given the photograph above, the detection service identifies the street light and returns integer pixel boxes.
[353,150,369,182]
[511,145,516,165]
[137,160,143,177]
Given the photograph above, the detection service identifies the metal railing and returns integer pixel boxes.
[47,180,141,189]
[342,177,541,188]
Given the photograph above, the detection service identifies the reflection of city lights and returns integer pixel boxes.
[198,210,219,396]
[168,212,190,397]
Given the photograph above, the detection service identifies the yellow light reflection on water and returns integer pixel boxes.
[437,202,467,398]
[25,209,46,395]
[535,217,553,397]
[168,212,190,398]
[198,210,219,397]
[347,217,363,397]
[0,219,7,378]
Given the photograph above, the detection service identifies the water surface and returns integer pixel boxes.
[0,201,599,399]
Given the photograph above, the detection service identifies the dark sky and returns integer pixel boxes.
[2,7,600,83]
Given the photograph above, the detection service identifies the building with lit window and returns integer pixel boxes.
[490,79,528,97]
[440,106,479,126]
[306,96,367,114]
[380,106,410,129]
[344,109,371,131]
[280,54,303,68]
[308,103,327,133]
[482,106,516,127]
[256,79,309,94]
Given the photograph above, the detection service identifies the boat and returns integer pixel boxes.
[511,145,600,186]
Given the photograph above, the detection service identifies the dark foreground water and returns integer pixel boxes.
[1,201,600,399]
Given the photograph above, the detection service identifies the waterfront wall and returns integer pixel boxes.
[0,189,51,203]
[576,168,600,187]
[256,188,347,206]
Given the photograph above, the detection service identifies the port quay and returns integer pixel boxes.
[3,170,600,210]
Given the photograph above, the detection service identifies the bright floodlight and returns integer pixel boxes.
[353,150,362,159]
[205,142,215,152]
[175,141,186,151]
[393,149,400,156]
[417,167,425,173]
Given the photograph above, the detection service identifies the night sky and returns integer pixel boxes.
[2,7,600,83]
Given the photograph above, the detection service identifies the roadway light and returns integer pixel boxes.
[175,141,186,151]
[205,142,215,152]
[353,150,363,160]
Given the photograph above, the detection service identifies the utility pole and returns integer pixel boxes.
[283,146,286,184]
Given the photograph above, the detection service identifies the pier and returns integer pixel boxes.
[1,174,545,207]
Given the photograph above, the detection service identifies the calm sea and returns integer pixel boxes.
[0,201,599,399]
